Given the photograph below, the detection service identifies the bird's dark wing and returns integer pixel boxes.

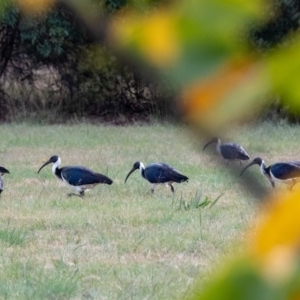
[61,166,113,186]
[270,163,300,180]
[0,177,3,192]
[221,143,250,160]
[144,163,188,183]
[0,166,9,174]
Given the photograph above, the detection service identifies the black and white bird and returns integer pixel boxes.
[241,157,300,190]
[203,137,250,164]
[37,155,113,197]
[124,161,188,193]
[0,166,10,194]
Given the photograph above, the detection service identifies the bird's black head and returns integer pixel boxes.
[240,157,263,176]
[49,155,59,163]
[37,155,60,174]
[203,137,219,151]
[133,161,141,169]
[252,157,263,166]
[124,161,141,183]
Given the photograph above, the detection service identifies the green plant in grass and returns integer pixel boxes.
[178,191,223,211]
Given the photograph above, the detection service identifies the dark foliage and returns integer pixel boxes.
[0,0,172,123]
[248,0,300,122]
[250,0,300,49]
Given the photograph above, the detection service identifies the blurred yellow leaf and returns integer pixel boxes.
[111,0,264,72]
[181,57,270,132]
[15,0,55,15]
[247,190,300,286]
[187,258,277,300]
[251,191,300,259]
[110,0,267,132]
[182,59,252,114]
[112,9,180,68]
[187,191,300,300]
[267,38,300,113]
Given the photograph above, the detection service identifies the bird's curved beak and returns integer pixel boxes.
[240,160,258,176]
[124,166,138,183]
[203,140,214,151]
[0,167,9,175]
[37,159,52,174]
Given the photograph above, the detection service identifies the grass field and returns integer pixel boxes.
[0,121,298,299]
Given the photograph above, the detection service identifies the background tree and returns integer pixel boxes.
[0,0,171,122]
[1,0,300,123]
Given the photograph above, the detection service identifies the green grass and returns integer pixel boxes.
[0,121,297,299]
[0,227,28,246]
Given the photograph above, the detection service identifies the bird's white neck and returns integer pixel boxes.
[216,139,222,154]
[260,160,267,175]
[139,162,145,176]
[52,157,61,175]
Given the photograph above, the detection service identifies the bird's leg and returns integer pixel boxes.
[289,180,296,191]
[170,184,175,194]
[151,184,156,193]
[165,183,175,194]
[267,175,275,188]
[270,181,275,188]
[239,160,242,165]
[67,192,84,198]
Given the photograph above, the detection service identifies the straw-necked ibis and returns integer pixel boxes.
[241,157,300,190]
[37,155,113,197]
[203,137,250,164]
[0,166,10,194]
[125,161,188,193]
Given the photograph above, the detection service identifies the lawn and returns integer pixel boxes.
[0,121,298,299]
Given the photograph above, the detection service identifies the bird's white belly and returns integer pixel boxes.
[70,183,98,192]
[61,175,97,192]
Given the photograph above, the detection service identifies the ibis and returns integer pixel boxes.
[241,157,300,190]
[0,166,10,194]
[203,137,250,164]
[125,161,188,193]
[37,155,113,197]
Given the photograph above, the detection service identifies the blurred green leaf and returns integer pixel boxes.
[267,38,300,113]
[188,259,281,300]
